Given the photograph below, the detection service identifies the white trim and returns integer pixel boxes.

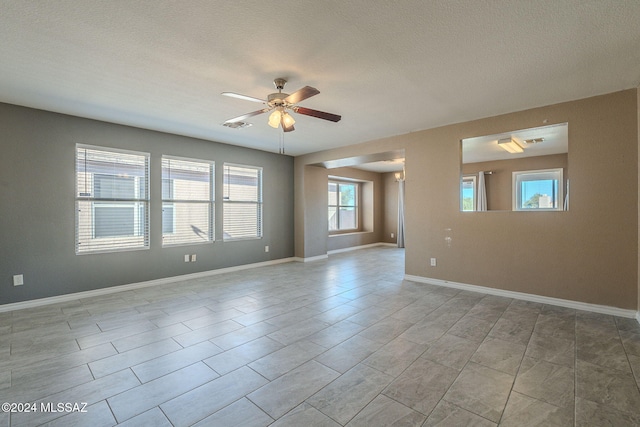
[379,242,398,248]
[293,254,329,263]
[0,257,295,313]
[404,275,637,319]
[328,242,397,255]
[328,231,370,238]
[295,242,398,261]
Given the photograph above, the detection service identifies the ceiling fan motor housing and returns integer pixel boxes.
[268,92,289,107]
[273,78,287,90]
[269,78,289,108]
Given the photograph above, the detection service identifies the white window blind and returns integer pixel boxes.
[76,145,149,254]
[223,163,262,240]
[162,157,214,246]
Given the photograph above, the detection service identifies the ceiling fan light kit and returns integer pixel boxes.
[268,109,281,128]
[222,78,341,133]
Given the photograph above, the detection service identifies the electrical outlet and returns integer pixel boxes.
[13,274,24,286]
[184,254,190,263]
[191,254,197,262]
[430,258,437,267]
[265,245,269,253]
[391,233,395,239]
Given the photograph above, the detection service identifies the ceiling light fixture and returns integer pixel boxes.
[268,109,282,128]
[281,112,295,129]
[268,106,295,132]
[498,138,524,154]
[395,161,406,181]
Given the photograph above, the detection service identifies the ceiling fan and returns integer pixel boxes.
[222,78,341,132]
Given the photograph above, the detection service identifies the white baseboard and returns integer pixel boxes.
[405,275,638,319]
[295,242,397,261]
[327,242,398,255]
[0,257,296,313]
[293,254,329,263]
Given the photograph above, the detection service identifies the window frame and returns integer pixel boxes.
[161,155,215,247]
[512,168,564,211]
[328,180,361,233]
[75,144,150,254]
[222,162,263,241]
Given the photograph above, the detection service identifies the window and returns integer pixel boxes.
[76,145,149,254]
[328,181,359,231]
[513,168,563,211]
[461,175,476,211]
[223,163,262,240]
[162,157,214,246]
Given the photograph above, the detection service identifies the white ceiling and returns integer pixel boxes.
[1,1,639,159]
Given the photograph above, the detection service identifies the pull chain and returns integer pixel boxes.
[279,127,285,154]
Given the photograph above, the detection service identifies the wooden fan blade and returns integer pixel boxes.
[294,107,341,122]
[224,109,269,123]
[221,92,267,104]
[284,86,320,104]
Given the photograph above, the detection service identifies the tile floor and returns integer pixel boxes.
[1,247,640,426]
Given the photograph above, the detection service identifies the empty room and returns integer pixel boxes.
[1,1,640,426]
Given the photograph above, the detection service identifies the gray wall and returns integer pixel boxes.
[0,103,294,305]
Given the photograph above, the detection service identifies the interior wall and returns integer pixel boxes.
[326,167,383,252]
[303,165,329,258]
[296,89,638,310]
[295,139,406,258]
[0,103,294,305]
[383,172,399,244]
[462,154,568,211]
[293,162,389,256]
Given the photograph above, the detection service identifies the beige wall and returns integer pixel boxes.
[304,166,384,253]
[383,173,399,243]
[296,89,638,310]
[462,154,568,211]
[638,86,640,314]
[295,139,407,258]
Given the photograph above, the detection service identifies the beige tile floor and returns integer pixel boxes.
[1,246,640,426]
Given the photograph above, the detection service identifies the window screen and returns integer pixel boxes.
[76,145,149,254]
[162,157,214,246]
[223,163,262,240]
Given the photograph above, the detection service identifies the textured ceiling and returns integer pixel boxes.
[1,1,639,157]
